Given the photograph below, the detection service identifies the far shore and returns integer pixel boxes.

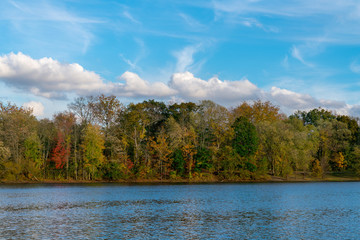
[1,173,360,185]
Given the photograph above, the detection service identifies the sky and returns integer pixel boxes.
[1,0,360,118]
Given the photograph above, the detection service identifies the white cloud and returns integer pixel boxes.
[169,71,263,104]
[173,45,202,72]
[116,71,176,97]
[0,52,107,99]
[270,87,317,110]
[1,52,360,117]
[269,86,352,115]
[23,101,44,117]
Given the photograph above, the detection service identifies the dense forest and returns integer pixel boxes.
[1,95,360,182]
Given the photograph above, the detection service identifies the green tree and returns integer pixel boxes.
[257,121,294,178]
[232,116,259,157]
[24,133,42,178]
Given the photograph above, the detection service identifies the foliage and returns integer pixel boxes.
[50,132,70,170]
[81,124,105,180]
[232,116,258,157]
[1,97,360,181]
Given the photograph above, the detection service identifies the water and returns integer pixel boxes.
[0,182,359,239]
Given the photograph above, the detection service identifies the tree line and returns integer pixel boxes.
[1,95,360,181]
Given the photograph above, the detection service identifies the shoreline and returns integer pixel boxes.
[1,175,360,185]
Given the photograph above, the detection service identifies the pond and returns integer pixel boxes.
[0,182,359,239]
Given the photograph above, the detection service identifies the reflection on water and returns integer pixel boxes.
[1,182,360,239]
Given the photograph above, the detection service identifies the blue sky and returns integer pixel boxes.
[1,0,360,118]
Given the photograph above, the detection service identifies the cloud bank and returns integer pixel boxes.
[0,52,357,116]
[169,72,262,103]
[0,52,107,99]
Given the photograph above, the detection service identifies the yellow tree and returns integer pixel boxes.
[149,130,172,179]
[333,152,346,170]
[232,100,284,124]
[182,127,197,179]
[81,124,105,180]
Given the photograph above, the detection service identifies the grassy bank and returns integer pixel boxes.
[1,172,360,184]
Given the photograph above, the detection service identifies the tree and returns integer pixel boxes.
[182,127,197,179]
[0,102,38,164]
[0,141,10,161]
[37,119,56,178]
[232,100,283,124]
[232,116,258,157]
[81,124,105,180]
[93,94,122,133]
[196,100,230,150]
[332,152,346,170]
[148,130,172,179]
[168,102,198,127]
[336,115,359,145]
[0,141,11,179]
[286,118,319,178]
[140,100,168,138]
[118,102,150,168]
[292,108,335,126]
[53,112,76,179]
[68,96,96,124]
[50,132,70,171]
[257,121,295,178]
[24,133,42,178]
[316,119,351,175]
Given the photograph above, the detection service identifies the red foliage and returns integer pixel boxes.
[126,159,134,170]
[50,132,70,169]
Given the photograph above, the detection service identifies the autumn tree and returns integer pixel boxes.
[68,96,96,124]
[232,100,283,124]
[148,130,172,179]
[0,141,11,179]
[50,132,70,173]
[53,112,76,179]
[0,102,39,179]
[81,124,105,180]
[286,118,319,178]
[196,100,231,151]
[118,102,150,169]
[257,121,295,178]
[37,119,56,178]
[93,94,122,133]
[0,102,38,164]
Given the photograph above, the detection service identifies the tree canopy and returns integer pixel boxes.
[1,97,360,181]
